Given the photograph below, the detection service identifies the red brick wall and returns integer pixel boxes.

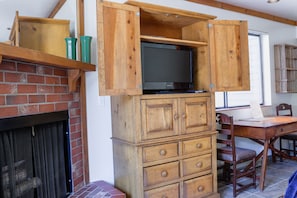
[0,59,85,191]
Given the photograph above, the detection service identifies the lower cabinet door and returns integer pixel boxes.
[144,183,179,198]
[183,174,213,198]
[141,98,179,140]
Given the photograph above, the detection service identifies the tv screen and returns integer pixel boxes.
[141,42,194,93]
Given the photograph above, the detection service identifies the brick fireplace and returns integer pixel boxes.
[0,58,86,192]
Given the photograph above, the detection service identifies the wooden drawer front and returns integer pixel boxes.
[141,99,179,140]
[276,122,297,136]
[182,137,211,155]
[143,143,178,163]
[183,174,213,198]
[182,154,212,176]
[144,183,179,198]
[180,97,211,134]
[143,161,179,187]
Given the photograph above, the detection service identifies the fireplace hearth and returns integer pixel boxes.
[0,111,72,198]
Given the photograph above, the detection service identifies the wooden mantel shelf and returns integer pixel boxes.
[0,42,95,71]
[0,43,96,92]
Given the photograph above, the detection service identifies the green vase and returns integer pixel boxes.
[65,37,77,60]
[80,36,92,63]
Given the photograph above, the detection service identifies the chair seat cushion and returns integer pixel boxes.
[217,147,256,162]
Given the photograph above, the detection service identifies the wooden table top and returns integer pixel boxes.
[232,116,297,140]
[234,116,297,128]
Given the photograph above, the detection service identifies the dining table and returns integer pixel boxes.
[233,116,297,191]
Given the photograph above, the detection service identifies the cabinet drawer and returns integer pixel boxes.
[183,174,213,198]
[182,154,212,176]
[143,161,179,187]
[143,143,178,163]
[276,122,297,136]
[182,137,211,155]
[144,183,179,198]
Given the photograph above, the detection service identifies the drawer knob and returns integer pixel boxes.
[196,162,203,168]
[197,185,204,192]
[161,170,168,177]
[196,143,202,149]
[159,149,167,156]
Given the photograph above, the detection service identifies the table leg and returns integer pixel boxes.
[259,139,269,191]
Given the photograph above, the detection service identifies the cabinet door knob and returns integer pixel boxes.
[174,114,179,120]
[196,161,203,168]
[196,143,202,149]
[159,149,167,156]
[197,185,204,192]
[182,113,186,119]
[161,170,168,177]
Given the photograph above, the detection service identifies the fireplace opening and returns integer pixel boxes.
[0,111,72,198]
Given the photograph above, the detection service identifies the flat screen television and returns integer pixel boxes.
[141,42,194,94]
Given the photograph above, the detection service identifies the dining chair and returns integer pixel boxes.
[276,103,297,161]
[216,112,257,197]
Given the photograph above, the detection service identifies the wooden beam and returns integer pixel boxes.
[80,71,89,184]
[77,0,85,60]
[76,0,90,185]
[48,0,67,18]
[187,0,297,26]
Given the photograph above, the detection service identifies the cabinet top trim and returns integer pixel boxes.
[126,0,216,22]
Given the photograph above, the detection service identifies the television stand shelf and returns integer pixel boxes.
[140,35,208,47]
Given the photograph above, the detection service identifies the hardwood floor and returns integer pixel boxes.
[218,158,297,198]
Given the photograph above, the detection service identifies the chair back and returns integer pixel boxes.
[216,113,236,161]
[276,103,293,116]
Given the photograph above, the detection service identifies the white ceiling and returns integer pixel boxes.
[216,0,297,21]
[0,0,296,43]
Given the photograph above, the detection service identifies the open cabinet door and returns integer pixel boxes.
[209,20,250,92]
[97,1,142,96]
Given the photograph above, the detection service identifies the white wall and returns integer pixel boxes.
[63,0,297,184]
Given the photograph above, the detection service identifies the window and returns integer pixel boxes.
[215,33,271,109]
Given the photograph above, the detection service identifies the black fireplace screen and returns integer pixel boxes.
[0,111,72,198]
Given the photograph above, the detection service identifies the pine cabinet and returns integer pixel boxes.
[111,93,218,198]
[97,1,250,96]
[97,1,250,197]
[275,44,297,93]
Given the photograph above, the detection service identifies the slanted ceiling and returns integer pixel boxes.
[188,0,297,26]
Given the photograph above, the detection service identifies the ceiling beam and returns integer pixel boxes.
[187,0,297,26]
[48,0,67,18]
